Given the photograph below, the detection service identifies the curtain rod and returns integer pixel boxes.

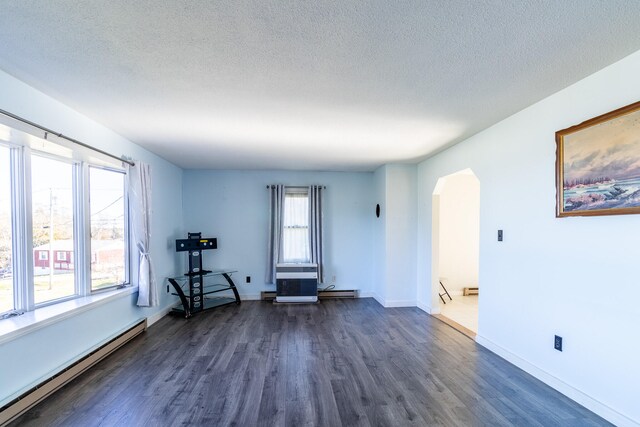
[0,108,135,166]
[266,185,326,189]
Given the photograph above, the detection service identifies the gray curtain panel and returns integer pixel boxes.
[265,184,285,284]
[309,185,324,283]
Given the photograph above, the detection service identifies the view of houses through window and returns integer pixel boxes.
[0,138,129,315]
[0,146,13,313]
[31,155,76,304]
[89,167,126,291]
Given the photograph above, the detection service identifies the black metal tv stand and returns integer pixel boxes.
[168,232,241,318]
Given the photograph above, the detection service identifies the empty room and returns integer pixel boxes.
[1,1,639,426]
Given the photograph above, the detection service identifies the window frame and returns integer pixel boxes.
[88,165,130,293]
[0,136,131,317]
[30,151,80,308]
[282,186,311,263]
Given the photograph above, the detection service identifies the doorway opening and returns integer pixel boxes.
[431,168,480,338]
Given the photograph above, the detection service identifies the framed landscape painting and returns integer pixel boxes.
[556,100,640,217]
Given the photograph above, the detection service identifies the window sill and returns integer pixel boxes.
[0,286,138,345]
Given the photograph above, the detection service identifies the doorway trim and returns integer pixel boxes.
[431,168,480,337]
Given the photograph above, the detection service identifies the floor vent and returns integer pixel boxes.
[261,289,358,301]
[0,318,147,426]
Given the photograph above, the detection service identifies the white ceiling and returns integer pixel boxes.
[1,1,640,171]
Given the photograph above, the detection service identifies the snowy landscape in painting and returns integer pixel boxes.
[562,107,640,212]
[563,177,640,211]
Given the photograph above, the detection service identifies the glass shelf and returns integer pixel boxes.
[167,268,240,318]
[168,269,238,282]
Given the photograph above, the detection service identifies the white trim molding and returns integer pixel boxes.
[145,303,176,326]
[417,300,436,314]
[476,335,639,427]
[383,299,416,308]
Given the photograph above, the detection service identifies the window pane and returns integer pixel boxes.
[90,167,126,291]
[283,192,310,262]
[0,146,13,313]
[31,155,75,304]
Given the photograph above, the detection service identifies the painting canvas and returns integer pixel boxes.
[556,101,640,217]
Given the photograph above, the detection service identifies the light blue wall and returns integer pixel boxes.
[383,165,417,306]
[181,170,374,297]
[416,50,640,426]
[372,166,387,302]
[372,165,417,307]
[0,69,183,404]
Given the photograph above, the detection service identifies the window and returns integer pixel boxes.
[282,189,310,262]
[0,125,130,316]
[31,154,76,305]
[89,167,126,291]
[0,145,13,313]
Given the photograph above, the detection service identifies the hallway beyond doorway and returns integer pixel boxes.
[438,294,478,337]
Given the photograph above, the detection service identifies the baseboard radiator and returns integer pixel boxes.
[261,289,358,300]
[0,318,147,426]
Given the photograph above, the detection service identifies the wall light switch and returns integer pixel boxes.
[498,230,503,241]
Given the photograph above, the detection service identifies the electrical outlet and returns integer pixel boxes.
[554,335,563,352]
[246,276,251,284]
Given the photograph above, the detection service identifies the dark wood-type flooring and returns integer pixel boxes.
[11,299,611,426]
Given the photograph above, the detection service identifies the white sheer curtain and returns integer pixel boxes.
[127,162,157,307]
[265,185,285,284]
[283,191,310,263]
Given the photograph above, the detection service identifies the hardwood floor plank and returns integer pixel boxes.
[9,299,613,427]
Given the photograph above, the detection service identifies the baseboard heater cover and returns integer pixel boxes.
[261,289,359,300]
[0,318,147,426]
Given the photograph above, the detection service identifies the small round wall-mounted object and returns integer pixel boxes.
[375,204,381,218]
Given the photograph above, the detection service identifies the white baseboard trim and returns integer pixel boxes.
[370,292,385,307]
[416,301,436,314]
[475,335,639,427]
[367,293,417,308]
[239,293,262,301]
[146,303,175,327]
[383,299,416,308]
[358,291,374,298]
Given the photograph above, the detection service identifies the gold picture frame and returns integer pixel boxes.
[556,100,640,217]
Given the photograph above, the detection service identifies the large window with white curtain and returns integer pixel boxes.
[282,188,310,263]
[0,127,129,317]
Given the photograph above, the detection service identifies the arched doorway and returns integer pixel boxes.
[431,168,480,337]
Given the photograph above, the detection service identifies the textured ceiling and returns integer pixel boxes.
[1,1,640,171]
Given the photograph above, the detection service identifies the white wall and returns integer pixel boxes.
[417,50,640,426]
[181,170,374,298]
[0,69,184,404]
[372,164,417,307]
[437,173,480,295]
